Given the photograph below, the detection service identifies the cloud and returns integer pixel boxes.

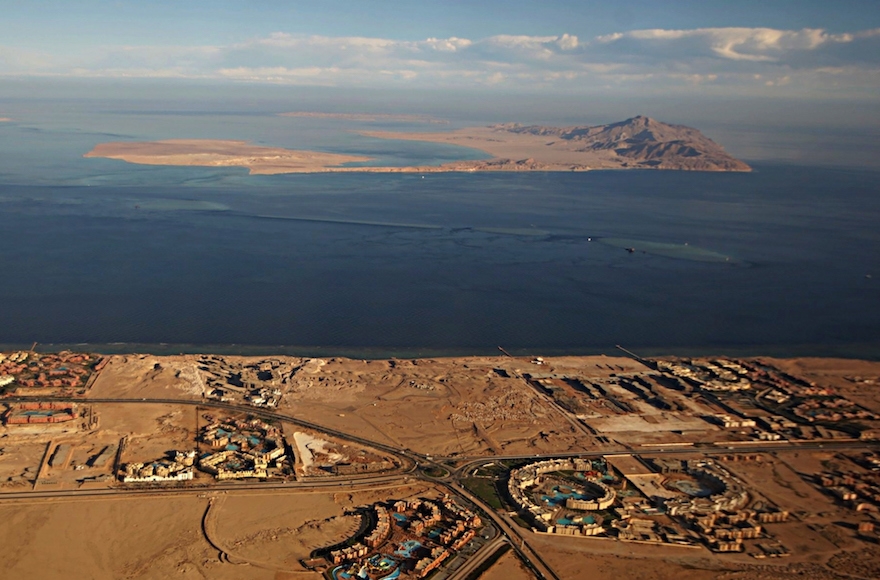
[595,27,874,65]
[557,34,579,51]
[0,27,878,97]
[423,37,473,52]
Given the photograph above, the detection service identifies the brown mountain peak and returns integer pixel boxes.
[492,116,750,172]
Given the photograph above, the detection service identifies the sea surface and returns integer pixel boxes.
[0,104,878,359]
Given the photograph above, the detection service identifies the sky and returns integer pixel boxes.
[2,0,879,102]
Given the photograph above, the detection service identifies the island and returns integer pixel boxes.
[83,139,373,175]
[83,115,751,174]
[362,115,750,172]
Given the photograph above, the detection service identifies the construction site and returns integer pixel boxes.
[199,355,301,408]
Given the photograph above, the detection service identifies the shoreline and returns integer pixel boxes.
[82,145,749,175]
[4,342,878,361]
[83,139,375,175]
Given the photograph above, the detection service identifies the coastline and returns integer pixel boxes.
[83,139,375,175]
[357,125,752,172]
[6,342,879,361]
[81,138,603,174]
[82,140,748,174]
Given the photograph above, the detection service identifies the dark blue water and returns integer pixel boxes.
[0,166,877,358]
[0,109,878,358]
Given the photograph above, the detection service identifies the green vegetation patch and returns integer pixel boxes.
[422,465,450,478]
[461,477,504,510]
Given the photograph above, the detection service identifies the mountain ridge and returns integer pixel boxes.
[494,116,750,172]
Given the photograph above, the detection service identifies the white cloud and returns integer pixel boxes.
[608,27,860,62]
[423,37,472,52]
[486,35,560,48]
[0,27,877,97]
[557,34,579,51]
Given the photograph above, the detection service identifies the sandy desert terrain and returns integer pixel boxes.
[84,139,373,174]
[0,483,434,580]
[4,351,880,580]
[479,550,534,580]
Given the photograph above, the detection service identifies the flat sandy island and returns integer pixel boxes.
[84,138,496,175]
[84,139,374,175]
[0,117,11,122]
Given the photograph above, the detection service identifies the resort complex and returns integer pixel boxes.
[319,496,484,580]
[1,350,879,579]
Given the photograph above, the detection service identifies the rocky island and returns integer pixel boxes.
[362,115,750,172]
[84,115,750,174]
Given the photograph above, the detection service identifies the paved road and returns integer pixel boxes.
[0,474,414,501]
[450,482,559,580]
[445,538,507,580]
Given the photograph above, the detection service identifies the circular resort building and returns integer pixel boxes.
[507,458,614,536]
[507,455,751,539]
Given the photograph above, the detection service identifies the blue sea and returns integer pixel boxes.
[0,102,878,358]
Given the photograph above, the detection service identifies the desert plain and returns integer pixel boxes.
[1,351,879,580]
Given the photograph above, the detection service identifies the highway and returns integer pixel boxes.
[445,538,507,580]
[0,473,414,502]
[450,482,559,580]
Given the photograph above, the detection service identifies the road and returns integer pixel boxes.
[0,473,414,501]
[450,482,559,580]
[445,538,507,580]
